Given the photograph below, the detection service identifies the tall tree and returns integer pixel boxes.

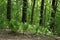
[7,0,15,33]
[22,0,27,23]
[39,0,44,26]
[30,0,36,24]
[50,0,58,32]
[7,0,11,21]
[44,5,46,27]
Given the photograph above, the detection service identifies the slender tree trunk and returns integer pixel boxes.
[7,0,11,21]
[39,0,44,26]
[7,0,15,33]
[30,0,36,24]
[50,0,58,32]
[22,0,27,23]
[44,5,46,27]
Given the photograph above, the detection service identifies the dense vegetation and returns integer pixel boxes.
[0,0,60,36]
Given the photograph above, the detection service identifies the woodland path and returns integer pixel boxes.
[0,29,60,40]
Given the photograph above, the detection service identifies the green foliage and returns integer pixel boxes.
[0,0,60,36]
[8,20,19,32]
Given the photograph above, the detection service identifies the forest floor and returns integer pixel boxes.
[0,29,60,40]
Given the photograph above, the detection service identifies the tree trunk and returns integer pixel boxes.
[30,0,36,24]
[7,0,11,21]
[50,0,58,32]
[44,5,46,27]
[39,0,44,26]
[22,0,27,23]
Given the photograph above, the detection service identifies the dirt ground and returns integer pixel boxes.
[0,29,60,40]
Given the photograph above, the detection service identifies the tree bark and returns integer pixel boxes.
[7,0,11,21]
[22,0,27,23]
[39,0,44,26]
[30,0,36,24]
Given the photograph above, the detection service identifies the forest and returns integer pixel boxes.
[0,0,60,40]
